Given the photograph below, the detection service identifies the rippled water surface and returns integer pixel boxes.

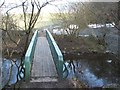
[2,54,120,88]
[2,59,24,88]
[64,55,120,88]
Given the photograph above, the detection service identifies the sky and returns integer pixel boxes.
[1,0,80,14]
[0,0,119,14]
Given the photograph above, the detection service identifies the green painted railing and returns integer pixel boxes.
[24,30,38,81]
[46,30,64,78]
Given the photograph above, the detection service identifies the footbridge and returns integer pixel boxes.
[24,30,65,83]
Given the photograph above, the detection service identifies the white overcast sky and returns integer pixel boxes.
[0,0,119,14]
[0,0,81,14]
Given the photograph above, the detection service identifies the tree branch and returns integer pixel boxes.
[28,1,35,32]
[22,2,27,31]
[0,0,5,8]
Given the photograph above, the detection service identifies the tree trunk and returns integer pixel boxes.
[22,30,31,58]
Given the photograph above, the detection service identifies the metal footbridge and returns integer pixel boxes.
[24,30,64,82]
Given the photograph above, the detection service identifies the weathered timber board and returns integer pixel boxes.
[31,37,58,82]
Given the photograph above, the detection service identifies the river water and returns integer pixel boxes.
[2,58,24,88]
[64,54,120,88]
[2,54,120,88]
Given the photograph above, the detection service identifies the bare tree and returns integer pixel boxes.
[51,2,92,36]
[1,0,55,88]
[21,0,55,56]
[0,0,5,8]
[1,0,55,58]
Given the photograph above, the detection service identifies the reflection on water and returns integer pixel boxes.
[2,55,120,88]
[2,58,24,88]
[64,55,120,88]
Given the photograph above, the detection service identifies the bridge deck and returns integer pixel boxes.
[31,34,58,82]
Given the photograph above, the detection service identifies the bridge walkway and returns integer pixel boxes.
[31,31,58,82]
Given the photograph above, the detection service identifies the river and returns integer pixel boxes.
[64,54,120,88]
[2,58,24,88]
[2,54,120,88]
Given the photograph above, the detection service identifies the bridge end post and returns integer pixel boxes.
[58,56,64,79]
[24,57,31,82]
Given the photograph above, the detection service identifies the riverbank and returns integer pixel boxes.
[2,30,33,59]
[53,34,120,88]
[53,34,118,57]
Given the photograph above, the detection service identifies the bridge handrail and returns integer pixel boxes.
[46,30,63,78]
[24,30,38,81]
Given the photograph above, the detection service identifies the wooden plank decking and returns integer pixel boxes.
[31,34,58,82]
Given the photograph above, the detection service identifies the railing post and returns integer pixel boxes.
[24,57,31,82]
[58,56,63,78]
